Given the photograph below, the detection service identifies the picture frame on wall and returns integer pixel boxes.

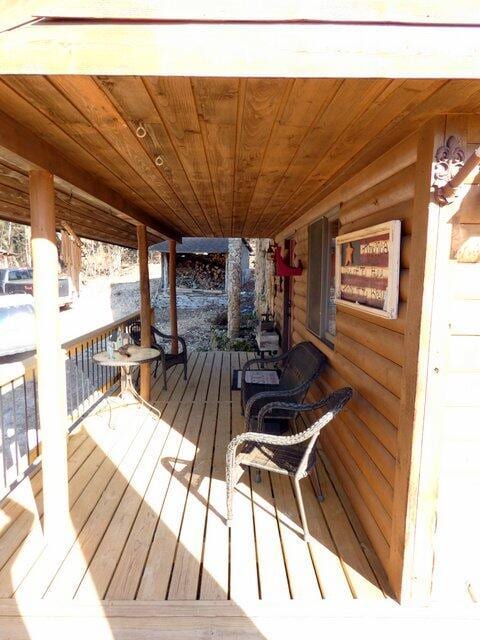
[334,220,401,319]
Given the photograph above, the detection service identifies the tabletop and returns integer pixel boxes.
[93,345,161,368]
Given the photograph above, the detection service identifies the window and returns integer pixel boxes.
[9,269,33,281]
[307,213,339,347]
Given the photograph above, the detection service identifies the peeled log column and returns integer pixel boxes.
[255,239,266,320]
[227,238,242,339]
[29,169,70,550]
[169,239,178,354]
[137,225,151,401]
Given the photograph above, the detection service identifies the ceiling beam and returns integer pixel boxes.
[0,22,479,78]
[0,107,182,241]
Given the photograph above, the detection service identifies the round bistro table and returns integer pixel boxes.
[93,345,161,425]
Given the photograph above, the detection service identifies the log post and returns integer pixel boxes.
[137,225,151,401]
[255,238,267,320]
[227,238,242,339]
[162,252,168,293]
[169,239,178,354]
[29,169,71,549]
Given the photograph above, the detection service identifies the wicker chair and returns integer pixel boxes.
[226,387,353,542]
[129,321,187,390]
[241,341,327,435]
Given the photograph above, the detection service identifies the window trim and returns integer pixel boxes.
[306,207,339,349]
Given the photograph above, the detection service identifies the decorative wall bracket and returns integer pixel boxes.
[432,136,466,205]
[272,243,303,277]
[432,135,480,207]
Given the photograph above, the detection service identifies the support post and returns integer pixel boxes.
[162,253,168,292]
[29,169,70,549]
[137,225,151,401]
[169,239,178,354]
[227,238,242,339]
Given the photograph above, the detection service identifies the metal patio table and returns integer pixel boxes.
[93,345,161,425]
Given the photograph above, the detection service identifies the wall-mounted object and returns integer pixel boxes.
[334,220,401,319]
[272,243,303,277]
[432,136,480,206]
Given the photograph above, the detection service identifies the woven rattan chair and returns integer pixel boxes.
[129,321,187,390]
[241,341,327,435]
[226,387,353,542]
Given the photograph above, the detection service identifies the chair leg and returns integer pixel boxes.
[183,360,187,380]
[162,364,167,391]
[154,360,159,378]
[226,462,240,526]
[293,477,312,543]
[310,464,325,502]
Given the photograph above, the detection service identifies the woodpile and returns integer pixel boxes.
[176,253,225,290]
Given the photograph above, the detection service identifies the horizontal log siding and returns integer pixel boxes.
[274,133,418,588]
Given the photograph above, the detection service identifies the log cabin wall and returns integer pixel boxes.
[273,129,424,599]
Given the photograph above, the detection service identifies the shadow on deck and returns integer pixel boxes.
[0,352,396,638]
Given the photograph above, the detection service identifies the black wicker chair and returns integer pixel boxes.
[226,387,353,542]
[129,321,187,390]
[241,341,327,435]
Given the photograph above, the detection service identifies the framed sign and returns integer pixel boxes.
[334,220,401,319]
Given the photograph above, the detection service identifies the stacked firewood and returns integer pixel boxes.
[176,255,225,290]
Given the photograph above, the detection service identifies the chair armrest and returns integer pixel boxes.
[245,387,350,444]
[244,377,314,427]
[152,327,187,355]
[226,412,337,471]
[257,388,353,440]
[151,343,166,358]
[241,351,287,387]
[256,395,330,433]
[174,334,187,355]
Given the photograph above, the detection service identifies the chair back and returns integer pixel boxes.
[128,321,141,345]
[296,387,353,478]
[279,342,326,399]
[129,321,157,347]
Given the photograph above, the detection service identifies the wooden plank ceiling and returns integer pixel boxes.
[0,157,158,249]
[0,76,479,240]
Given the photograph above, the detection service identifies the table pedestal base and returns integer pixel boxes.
[94,366,161,429]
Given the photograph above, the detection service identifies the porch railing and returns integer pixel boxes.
[0,310,140,501]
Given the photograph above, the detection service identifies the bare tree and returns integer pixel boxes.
[227,237,242,339]
[0,221,32,266]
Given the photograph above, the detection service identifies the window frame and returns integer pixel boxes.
[306,207,339,348]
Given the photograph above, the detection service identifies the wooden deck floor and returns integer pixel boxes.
[0,352,391,609]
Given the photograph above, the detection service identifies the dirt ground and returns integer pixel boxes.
[59,265,254,351]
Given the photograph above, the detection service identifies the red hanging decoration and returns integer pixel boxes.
[272,243,303,277]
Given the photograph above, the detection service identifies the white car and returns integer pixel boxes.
[0,294,36,357]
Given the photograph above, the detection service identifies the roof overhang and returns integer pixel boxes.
[1,10,480,78]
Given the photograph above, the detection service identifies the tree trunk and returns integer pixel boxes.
[227,238,242,339]
[255,239,266,319]
[255,238,274,320]
[169,239,179,354]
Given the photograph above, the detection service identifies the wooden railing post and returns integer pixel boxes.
[29,169,71,549]
[169,239,179,354]
[137,225,151,401]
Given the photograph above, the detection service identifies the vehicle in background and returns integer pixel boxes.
[0,268,75,309]
[0,294,35,357]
